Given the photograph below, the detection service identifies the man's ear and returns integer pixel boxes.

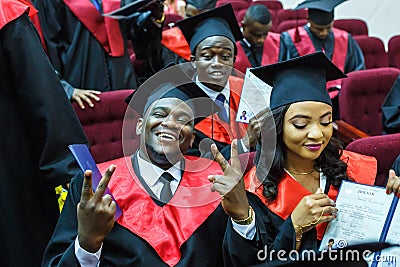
[136,118,143,136]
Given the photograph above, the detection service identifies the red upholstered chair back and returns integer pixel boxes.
[163,13,183,30]
[251,0,283,11]
[216,0,250,11]
[333,19,368,36]
[345,133,400,186]
[275,9,307,28]
[354,36,389,69]
[388,35,400,69]
[276,19,307,33]
[72,90,140,163]
[339,67,400,136]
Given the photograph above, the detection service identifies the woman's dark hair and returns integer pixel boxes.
[258,104,351,202]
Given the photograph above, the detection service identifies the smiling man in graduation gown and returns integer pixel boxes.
[0,0,88,265]
[176,4,271,159]
[42,66,257,266]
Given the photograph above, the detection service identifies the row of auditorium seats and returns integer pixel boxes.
[71,89,400,187]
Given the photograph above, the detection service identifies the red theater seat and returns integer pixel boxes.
[72,90,140,163]
[354,36,389,69]
[251,0,283,11]
[388,35,400,69]
[338,67,400,137]
[276,19,307,33]
[333,19,368,36]
[346,133,400,186]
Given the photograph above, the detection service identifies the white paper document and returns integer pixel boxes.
[236,68,272,123]
[320,181,400,266]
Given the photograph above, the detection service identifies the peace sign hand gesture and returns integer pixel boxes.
[77,165,117,253]
[208,140,250,221]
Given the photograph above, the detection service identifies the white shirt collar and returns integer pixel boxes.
[137,152,182,187]
[242,38,252,48]
[195,75,230,103]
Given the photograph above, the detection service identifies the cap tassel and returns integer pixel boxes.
[294,11,302,43]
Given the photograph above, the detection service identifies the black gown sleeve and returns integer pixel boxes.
[42,172,85,267]
[344,33,366,73]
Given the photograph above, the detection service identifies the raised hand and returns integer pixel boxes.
[386,169,400,197]
[242,108,272,151]
[208,139,250,220]
[77,165,117,253]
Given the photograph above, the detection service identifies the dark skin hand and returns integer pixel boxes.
[77,165,117,253]
[72,89,101,109]
[242,108,271,151]
[139,0,165,21]
[386,169,400,197]
[208,139,250,220]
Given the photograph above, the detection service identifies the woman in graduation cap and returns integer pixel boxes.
[208,52,400,266]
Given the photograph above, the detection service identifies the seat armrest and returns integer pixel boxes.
[333,120,370,146]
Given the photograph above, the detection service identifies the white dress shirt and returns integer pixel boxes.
[75,153,255,266]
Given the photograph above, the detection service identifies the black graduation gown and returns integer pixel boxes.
[278,25,365,74]
[223,193,317,267]
[382,75,400,134]
[35,0,139,91]
[0,12,87,267]
[42,159,229,267]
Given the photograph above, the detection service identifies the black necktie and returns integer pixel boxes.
[215,93,229,122]
[159,172,174,203]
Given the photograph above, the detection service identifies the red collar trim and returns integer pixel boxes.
[62,0,124,56]
[98,156,222,266]
[161,27,191,61]
[0,0,29,30]
[261,32,280,65]
[245,150,377,240]
[194,77,247,143]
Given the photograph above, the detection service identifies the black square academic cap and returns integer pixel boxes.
[125,64,220,124]
[103,0,161,19]
[176,3,243,54]
[250,51,347,110]
[186,0,217,10]
[294,0,348,25]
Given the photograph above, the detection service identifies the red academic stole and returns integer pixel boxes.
[261,32,281,66]
[98,156,222,267]
[235,33,280,75]
[288,27,349,99]
[161,27,191,61]
[0,0,29,30]
[62,0,124,56]
[244,150,377,240]
[195,76,248,144]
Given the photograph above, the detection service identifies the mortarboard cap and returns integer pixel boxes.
[186,0,217,10]
[294,0,348,25]
[250,51,347,110]
[125,64,220,124]
[176,3,243,54]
